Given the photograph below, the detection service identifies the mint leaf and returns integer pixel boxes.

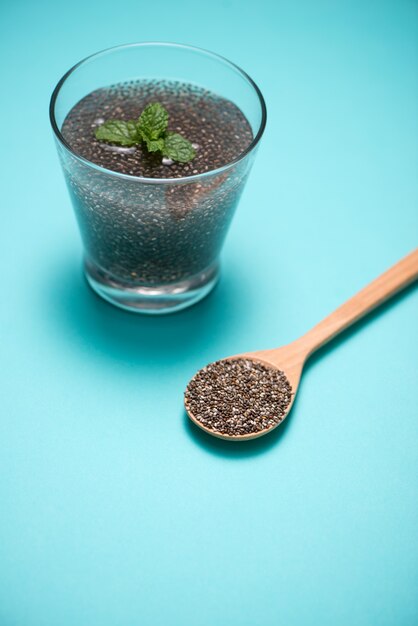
[93,102,196,163]
[95,120,139,146]
[137,103,168,141]
[144,137,165,153]
[162,133,196,163]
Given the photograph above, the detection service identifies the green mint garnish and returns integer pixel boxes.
[162,132,196,163]
[95,120,139,146]
[137,102,168,142]
[94,102,195,163]
[145,137,165,153]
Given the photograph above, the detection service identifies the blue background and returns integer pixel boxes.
[1,1,417,624]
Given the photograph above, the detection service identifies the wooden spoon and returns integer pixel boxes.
[185,248,418,441]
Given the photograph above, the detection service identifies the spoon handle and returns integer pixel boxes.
[298,248,418,357]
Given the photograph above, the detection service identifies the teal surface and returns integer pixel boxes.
[1,1,418,625]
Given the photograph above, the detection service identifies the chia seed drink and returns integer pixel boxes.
[50,44,266,313]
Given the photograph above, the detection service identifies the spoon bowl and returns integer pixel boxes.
[185,249,418,441]
[184,344,306,441]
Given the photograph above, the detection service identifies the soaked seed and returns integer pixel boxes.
[60,80,253,287]
[62,79,253,179]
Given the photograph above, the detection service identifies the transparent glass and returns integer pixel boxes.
[50,43,266,314]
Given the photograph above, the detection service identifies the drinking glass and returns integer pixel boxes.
[50,43,266,314]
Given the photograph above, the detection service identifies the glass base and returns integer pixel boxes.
[84,259,220,314]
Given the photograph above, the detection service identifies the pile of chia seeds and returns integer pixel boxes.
[185,359,293,436]
[60,80,253,286]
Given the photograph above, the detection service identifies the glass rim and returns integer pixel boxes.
[49,41,267,185]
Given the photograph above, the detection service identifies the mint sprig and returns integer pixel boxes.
[94,102,195,163]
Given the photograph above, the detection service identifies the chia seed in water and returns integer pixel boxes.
[59,80,254,287]
[185,359,293,436]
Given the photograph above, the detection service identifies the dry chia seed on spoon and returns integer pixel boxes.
[185,359,293,436]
